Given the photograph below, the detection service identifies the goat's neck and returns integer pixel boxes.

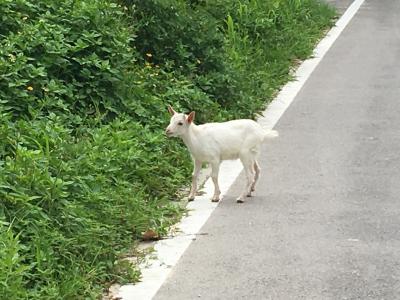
[181,124,200,152]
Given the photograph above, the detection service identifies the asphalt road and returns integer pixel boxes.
[155,1,400,299]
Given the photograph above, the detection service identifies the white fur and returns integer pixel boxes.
[166,106,278,203]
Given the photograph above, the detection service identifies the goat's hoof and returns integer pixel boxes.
[188,196,195,202]
[211,198,220,202]
[246,193,252,197]
[236,198,244,203]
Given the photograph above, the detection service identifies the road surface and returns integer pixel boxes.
[155,1,400,299]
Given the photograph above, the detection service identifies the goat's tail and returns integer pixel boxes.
[263,129,279,139]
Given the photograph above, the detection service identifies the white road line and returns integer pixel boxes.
[258,0,365,130]
[116,1,365,299]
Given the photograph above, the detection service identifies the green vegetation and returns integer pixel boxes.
[0,0,335,298]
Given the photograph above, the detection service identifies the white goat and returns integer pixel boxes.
[165,106,278,203]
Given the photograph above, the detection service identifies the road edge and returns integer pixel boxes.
[116,0,365,299]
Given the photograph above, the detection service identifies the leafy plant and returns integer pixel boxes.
[0,0,335,298]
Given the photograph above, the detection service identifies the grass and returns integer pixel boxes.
[0,0,336,298]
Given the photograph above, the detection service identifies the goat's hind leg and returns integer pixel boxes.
[251,160,261,192]
[237,153,256,203]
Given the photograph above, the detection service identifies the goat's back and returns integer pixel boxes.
[195,119,265,160]
[200,119,263,136]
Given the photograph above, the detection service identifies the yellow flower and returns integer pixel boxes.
[196,59,201,64]
[27,86,33,91]
[146,53,152,58]
[8,54,16,62]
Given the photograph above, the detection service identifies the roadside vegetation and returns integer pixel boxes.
[0,0,335,298]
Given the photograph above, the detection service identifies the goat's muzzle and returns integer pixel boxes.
[165,128,172,137]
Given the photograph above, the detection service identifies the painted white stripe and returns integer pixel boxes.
[258,0,365,130]
[116,1,365,299]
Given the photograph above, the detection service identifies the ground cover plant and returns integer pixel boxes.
[0,0,335,298]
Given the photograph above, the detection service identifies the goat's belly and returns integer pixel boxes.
[220,152,239,160]
[195,152,238,162]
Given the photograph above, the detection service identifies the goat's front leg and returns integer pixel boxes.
[188,159,202,201]
[210,160,221,202]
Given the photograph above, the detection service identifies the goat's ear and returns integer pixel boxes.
[167,105,176,116]
[187,111,195,124]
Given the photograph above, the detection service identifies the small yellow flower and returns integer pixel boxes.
[27,86,33,91]
[196,59,201,64]
[146,53,153,58]
[22,16,28,21]
[8,54,16,62]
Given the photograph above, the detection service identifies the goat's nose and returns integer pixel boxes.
[165,128,171,135]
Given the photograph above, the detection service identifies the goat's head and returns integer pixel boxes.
[165,105,195,137]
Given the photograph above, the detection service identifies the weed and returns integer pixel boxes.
[0,0,335,298]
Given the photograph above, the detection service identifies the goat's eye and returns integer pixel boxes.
[178,122,183,126]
